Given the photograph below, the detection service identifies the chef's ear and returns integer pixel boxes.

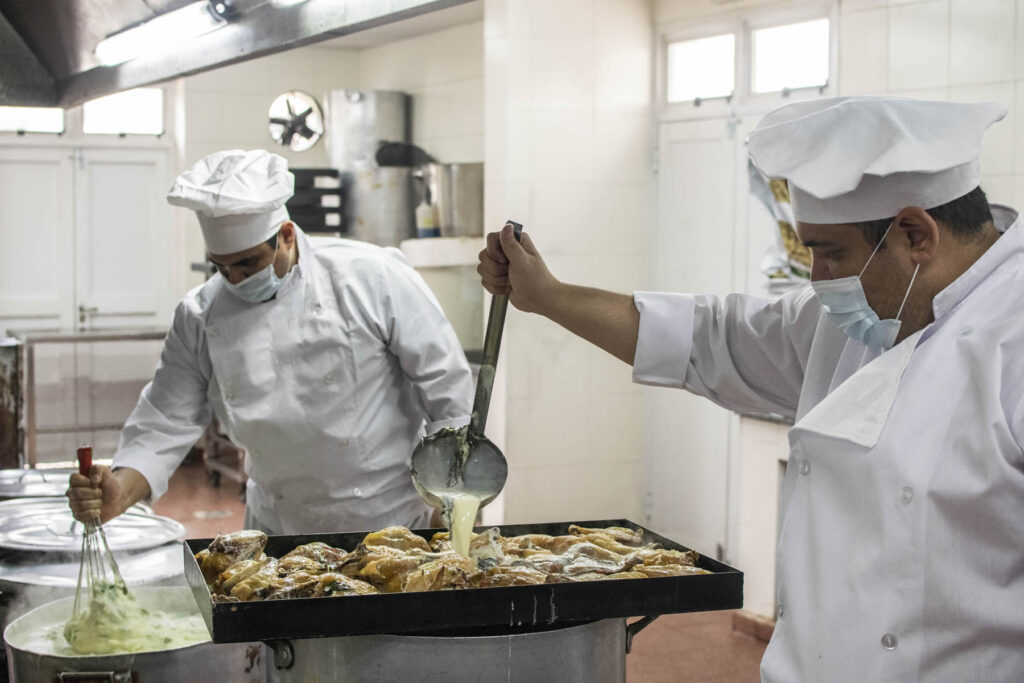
[279,220,297,247]
[892,207,939,266]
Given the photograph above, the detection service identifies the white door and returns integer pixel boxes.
[0,147,76,330]
[0,145,173,465]
[645,117,741,559]
[74,148,172,329]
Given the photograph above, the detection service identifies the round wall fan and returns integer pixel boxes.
[268,90,324,152]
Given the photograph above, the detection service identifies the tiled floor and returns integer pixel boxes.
[156,460,767,681]
[151,455,246,538]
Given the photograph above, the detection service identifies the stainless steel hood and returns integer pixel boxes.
[0,0,474,108]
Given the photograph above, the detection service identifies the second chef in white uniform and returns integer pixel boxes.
[68,149,473,534]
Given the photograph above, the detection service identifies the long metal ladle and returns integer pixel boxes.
[410,221,522,517]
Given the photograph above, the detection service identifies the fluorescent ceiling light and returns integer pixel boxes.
[95,1,226,67]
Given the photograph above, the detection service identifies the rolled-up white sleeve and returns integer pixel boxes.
[633,286,820,420]
[632,291,696,388]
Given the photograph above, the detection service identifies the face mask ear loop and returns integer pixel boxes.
[268,227,284,276]
[859,219,897,278]
[895,263,920,322]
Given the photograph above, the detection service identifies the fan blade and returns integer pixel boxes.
[269,117,291,126]
[297,123,316,139]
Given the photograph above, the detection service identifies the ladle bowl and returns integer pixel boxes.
[410,221,522,514]
[410,428,508,509]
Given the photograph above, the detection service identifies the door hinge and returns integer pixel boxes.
[726,116,739,140]
[651,148,660,175]
[643,490,653,524]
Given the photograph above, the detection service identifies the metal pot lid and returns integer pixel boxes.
[0,468,74,499]
[0,509,185,553]
[0,542,183,588]
[0,496,154,517]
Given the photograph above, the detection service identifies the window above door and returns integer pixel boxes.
[0,87,168,145]
[659,4,837,118]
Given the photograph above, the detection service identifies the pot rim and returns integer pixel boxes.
[3,586,212,658]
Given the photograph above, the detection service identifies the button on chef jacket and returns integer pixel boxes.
[632,205,1024,681]
[114,227,473,534]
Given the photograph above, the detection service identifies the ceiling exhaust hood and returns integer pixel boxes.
[94,1,229,67]
[0,0,472,109]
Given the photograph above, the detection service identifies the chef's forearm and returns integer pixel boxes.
[111,466,153,514]
[541,283,640,365]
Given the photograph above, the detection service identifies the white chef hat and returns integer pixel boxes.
[167,149,295,254]
[747,96,1006,224]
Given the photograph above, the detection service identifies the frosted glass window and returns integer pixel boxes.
[667,34,735,103]
[83,88,164,135]
[752,19,830,94]
[0,107,64,133]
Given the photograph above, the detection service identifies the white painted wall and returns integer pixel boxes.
[484,0,653,524]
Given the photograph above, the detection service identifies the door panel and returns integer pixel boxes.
[75,148,171,329]
[0,145,172,466]
[0,148,75,329]
[646,118,737,557]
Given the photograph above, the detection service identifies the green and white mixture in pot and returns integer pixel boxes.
[57,583,208,655]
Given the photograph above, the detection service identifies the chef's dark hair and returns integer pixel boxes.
[266,233,278,249]
[859,186,993,247]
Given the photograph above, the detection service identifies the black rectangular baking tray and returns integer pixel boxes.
[183,519,743,642]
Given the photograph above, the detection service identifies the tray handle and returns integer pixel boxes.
[625,615,659,654]
[265,639,294,670]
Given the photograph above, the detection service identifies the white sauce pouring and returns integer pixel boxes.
[441,491,483,557]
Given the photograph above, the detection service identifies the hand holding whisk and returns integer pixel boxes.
[70,445,128,620]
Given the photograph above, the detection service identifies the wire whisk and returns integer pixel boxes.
[70,445,128,621]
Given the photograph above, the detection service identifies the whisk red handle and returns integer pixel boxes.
[77,446,93,477]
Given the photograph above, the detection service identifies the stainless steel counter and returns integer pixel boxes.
[6,327,167,467]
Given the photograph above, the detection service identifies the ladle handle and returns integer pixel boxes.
[470,221,522,434]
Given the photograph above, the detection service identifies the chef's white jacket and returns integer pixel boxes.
[114,228,473,534]
[633,204,1024,681]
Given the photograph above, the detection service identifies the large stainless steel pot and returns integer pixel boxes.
[264,618,633,683]
[423,162,484,237]
[0,543,184,625]
[324,89,416,246]
[0,499,184,631]
[0,469,75,501]
[346,165,416,246]
[4,586,266,682]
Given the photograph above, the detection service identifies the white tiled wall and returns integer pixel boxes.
[837,0,1022,246]
[354,22,484,164]
[484,0,652,524]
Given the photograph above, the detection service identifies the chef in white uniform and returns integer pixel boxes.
[69,149,473,534]
[478,97,1024,681]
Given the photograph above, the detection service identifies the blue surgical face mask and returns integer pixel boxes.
[810,221,920,350]
[223,238,289,304]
